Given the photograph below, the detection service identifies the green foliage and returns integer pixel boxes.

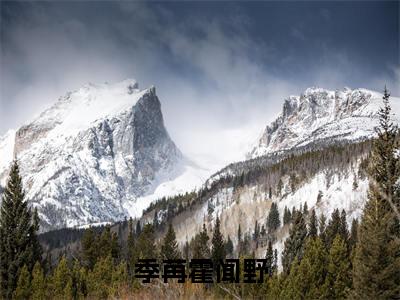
[281,237,327,299]
[51,256,73,299]
[136,224,156,259]
[71,260,87,299]
[282,211,307,274]
[283,206,292,225]
[349,218,358,250]
[211,216,226,264]
[191,224,210,259]
[31,262,46,300]
[81,228,97,269]
[267,202,280,233]
[352,88,400,299]
[0,161,42,299]
[161,223,180,260]
[265,240,275,277]
[13,265,31,300]
[325,208,341,248]
[87,256,113,299]
[308,209,318,238]
[323,235,351,299]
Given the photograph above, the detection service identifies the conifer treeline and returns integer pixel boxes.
[0,88,399,299]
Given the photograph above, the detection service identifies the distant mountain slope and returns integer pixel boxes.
[0,79,208,231]
[249,87,400,158]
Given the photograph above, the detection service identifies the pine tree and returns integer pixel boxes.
[0,161,42,299]
[265,240,274,277]
[98,226,120,260]
[283,206,291,225]
[51,256,73,299]
[71,259,87,299]
[277,179,283,196]
[31,262,46,300]
[352,87,400,299]
[339,209,349,244]
[319,213,327,246]
[161,223,180,260]
[225,235,234,258]
[211,216,226,265]
[308,209,318,238]
[81,228,97,269]
[87,256,113,299]
[110,261,128,298]
[136,224,156,259]
[323,235,351,299]
[126,217,136,275]
[13,265,31,300]
[192,224,210,259]
[281,211,307,274]
[349,218,358,251]
[267,202,280,233]
[135,221,142,236]
[282,238,327,299]
[303,201,308,215]
[325,208,341,248]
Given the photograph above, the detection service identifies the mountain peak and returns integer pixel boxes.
[248,87,399,159]
[0,78,183,231]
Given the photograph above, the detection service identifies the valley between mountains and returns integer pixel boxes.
[1,80,399,258]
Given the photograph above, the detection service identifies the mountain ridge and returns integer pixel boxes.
[248,87,400,159]
[0,79,196,231]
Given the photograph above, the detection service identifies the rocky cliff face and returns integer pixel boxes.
[0,79,182,231]
[248,87,394,159]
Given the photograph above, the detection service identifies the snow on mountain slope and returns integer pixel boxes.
[0,79,208,231]
[0,129,15,186]
[249,87,400,158]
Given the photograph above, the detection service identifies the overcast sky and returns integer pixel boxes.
[1,1,399,165]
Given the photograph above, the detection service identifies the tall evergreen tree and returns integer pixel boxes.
[281,211,307,274]
[323,235,351,299]
[81,228,97,269]
[13,265,31,300]
[319,213,327,246]
[282,238,327,299]
[126,217,136,274]
[265,240,274,277]
[211,216,226,265]
[283,206,291,225]
[339,209,349,243]
[51,256,73,299]
[136,224,156,259]
[308,209,318,238]
[277,179,283,196]
[0,161,42,299]
[225,235,234,258]
[31,262,46,300]
[192,224,210,259]
[325,208,341,248]
[161,223,180,260]
[267,202,281,232]
[303,201,308,215]
[349,218,359,251]
[352,87,400,299]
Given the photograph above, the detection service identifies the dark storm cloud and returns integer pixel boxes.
[0,1,399,162]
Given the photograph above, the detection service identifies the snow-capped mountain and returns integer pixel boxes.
[248,87,399,159]
[137,86,399,266]
[0,79,208,231]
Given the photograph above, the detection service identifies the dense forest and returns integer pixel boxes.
[0,89,399,299]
